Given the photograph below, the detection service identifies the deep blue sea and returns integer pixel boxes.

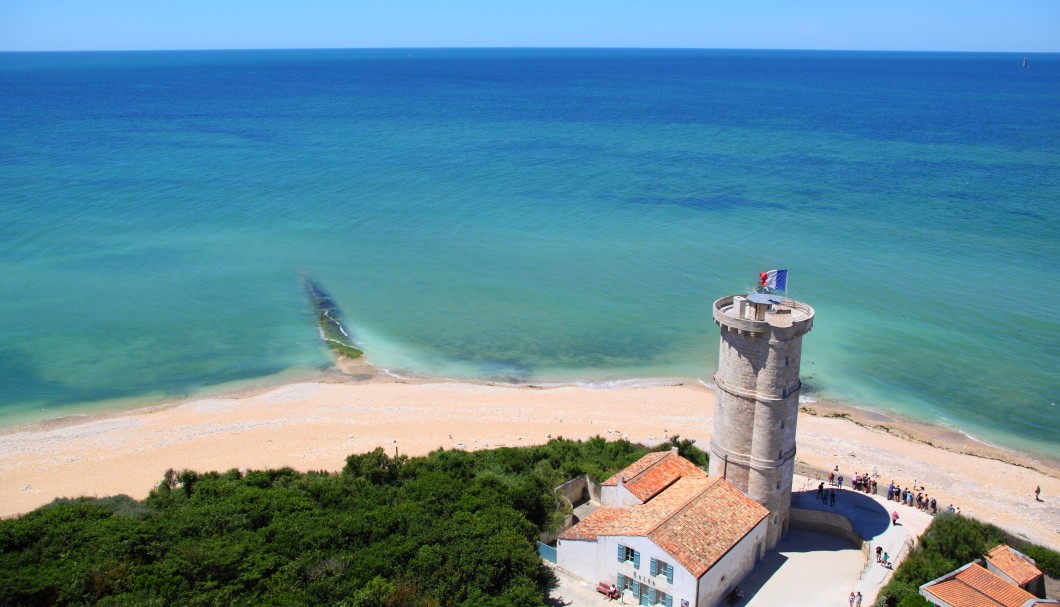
[1,49,1058,458]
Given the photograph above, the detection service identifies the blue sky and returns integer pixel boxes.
[2,0,1058,52]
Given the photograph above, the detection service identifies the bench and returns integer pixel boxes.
[596,582,619,599]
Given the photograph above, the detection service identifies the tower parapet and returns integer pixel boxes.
[708,293,814,550]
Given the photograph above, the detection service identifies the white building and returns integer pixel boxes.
[556,449,769,607]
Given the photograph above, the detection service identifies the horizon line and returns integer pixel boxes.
[2,45,1057,55]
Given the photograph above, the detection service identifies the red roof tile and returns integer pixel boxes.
[602,450,707,502]
[559,476,768,577]
[648,478,768,577]
[985,545,1042,586]
[922,564,1036,607]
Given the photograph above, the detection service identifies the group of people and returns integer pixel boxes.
[850,472,878,494]
[815,482,837,506]
[827,467,878,495]
[874,546,892,569]
[848,591,864,606]
[886,481,956,516]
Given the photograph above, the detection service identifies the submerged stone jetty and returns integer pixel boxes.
[302,274,363,360]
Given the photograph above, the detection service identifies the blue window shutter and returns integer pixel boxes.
[650,557,657,576]
[666,563,674,584]
[632,581,640,596]
[618,544,624,562]
[633,550,641,569]
[649,588,656,603]
[664,594,673,607]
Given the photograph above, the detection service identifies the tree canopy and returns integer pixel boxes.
[1,437,702,606]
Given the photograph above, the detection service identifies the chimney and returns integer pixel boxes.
[671,446,679,455]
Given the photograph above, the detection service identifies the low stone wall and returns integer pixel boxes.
[790,507,866,556]
[555,476,590,507]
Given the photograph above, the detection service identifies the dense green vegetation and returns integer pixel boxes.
[0,437,703,606]
[876,513,1060,607]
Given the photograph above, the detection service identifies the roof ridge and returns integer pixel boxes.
[644,476,720,535]
[626,450,672,483]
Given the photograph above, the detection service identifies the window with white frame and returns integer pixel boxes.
[652,588,673,607]
[650,557,674,583]
[627,583,673,607]
[617,543,640,569]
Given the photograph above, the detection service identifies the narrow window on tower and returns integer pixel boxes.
[785,356,790,367]
[780,419,785,429]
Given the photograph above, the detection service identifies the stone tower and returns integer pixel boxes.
[708,293,814,550]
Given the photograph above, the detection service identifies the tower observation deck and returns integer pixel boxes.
[708,293,815,550]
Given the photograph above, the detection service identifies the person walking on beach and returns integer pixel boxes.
[817,482,825,500]
[875,546,883,562]
[1036,486,1042,501]
[891,510,900,526]
[838,475,844,489]
[830,490,836,507]
[849,592,855,607]
[855,591,863,607]
[882,552,891,568]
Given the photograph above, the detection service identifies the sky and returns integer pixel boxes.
[1,0,1058,53]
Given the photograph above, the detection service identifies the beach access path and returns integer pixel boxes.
[0,378,1057,549]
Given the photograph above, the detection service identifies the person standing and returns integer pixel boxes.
[830,490,836,507]
[855,591,863,606]
[891,510,899,526]
[875,546,883,562]
[1036,486,1042,501]
[849,592,856,607]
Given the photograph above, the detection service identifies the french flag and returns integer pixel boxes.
[759,269,788,291]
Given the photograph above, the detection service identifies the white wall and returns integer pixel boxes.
[600,483,642,508]
[557,519,770,607]
[696,518,768,607]
[557,534,697,606]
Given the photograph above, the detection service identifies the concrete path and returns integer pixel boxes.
[741,529,863,607]
[771,474,934,606]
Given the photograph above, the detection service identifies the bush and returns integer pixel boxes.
[0,438,649,606]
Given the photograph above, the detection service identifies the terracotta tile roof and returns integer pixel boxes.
[985,545,1042,586]
[602,450,707,502]
[559,508,628,540]
[922,564,1036,607]
[559,476,769,578]
[648,478,769,577]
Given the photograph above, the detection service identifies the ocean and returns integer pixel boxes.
[1,49,1057,458]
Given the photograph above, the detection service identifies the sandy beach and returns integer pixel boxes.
[1,370,1057,548]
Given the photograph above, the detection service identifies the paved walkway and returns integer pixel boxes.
[548,474,934,607]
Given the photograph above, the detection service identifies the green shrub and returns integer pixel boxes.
[0,438,649,606]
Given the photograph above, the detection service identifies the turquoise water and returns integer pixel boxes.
[1,49,1058,457]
